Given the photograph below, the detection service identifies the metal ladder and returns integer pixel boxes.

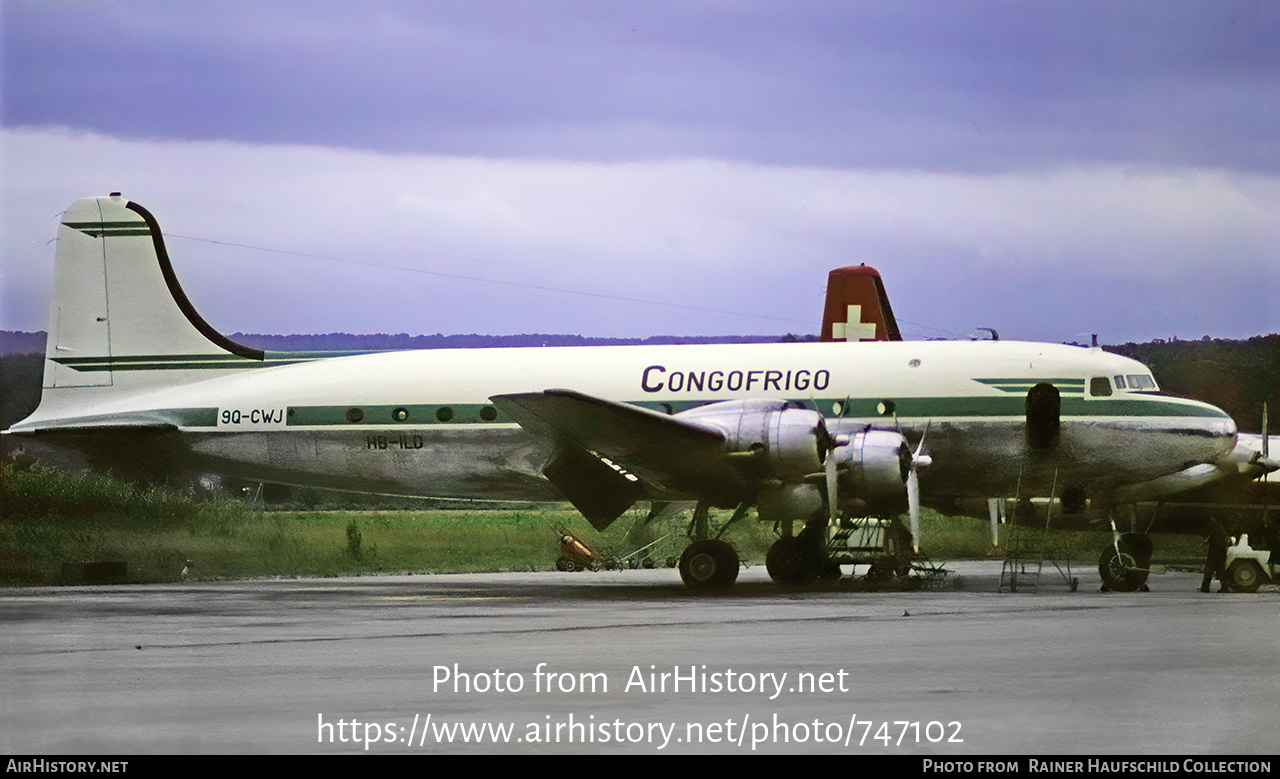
[999,506,1043,593]
[998,471,1077,592]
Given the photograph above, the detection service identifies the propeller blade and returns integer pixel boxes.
[905,421,931,554]
[826,445,840,525]
[907,468,921,553]
[913,421,931,458]
[1263,402,1269,459]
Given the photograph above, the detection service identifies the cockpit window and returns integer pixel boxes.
[1125,374,1157,390]
[1089,377,1112,397]
[1113,375,1127,389]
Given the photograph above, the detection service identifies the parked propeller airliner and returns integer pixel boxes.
[7,195,1274,589]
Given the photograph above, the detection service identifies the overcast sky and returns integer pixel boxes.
[3,1,1277,342]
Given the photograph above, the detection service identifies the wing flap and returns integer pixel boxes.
[541,444,646,530]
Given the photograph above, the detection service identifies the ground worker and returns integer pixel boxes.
[1201,518,1228,593]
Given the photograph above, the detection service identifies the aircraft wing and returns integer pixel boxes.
[1113,433,1278,503]
[491,390,754,527]
[1234,433,1280,473]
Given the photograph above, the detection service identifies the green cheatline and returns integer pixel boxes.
[280,395,1224,428]
[62,220,152,238]
[972,378,1086,394]
[63,395,1219,431]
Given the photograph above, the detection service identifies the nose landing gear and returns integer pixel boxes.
[1098,532,1152,592]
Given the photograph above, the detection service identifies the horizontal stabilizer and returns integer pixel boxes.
[6,407,212,435]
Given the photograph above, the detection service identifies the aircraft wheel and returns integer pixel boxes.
[679,540,739,588]
[1122,533,1154,563]
[1223,560,1265,593]
[1098,542,1147,592]
[865,562,893,583]
[766,536,818,584]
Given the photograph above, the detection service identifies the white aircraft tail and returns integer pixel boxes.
[35,194,262,412]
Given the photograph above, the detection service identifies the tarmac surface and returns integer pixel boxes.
[2,561,1277,755]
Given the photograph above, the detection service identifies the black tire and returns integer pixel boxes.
[679,540,739,588]
[766,536,818,584]
[1122,533,1154,564]
[865,562,894,583]
[1098,540,1148,592]
[1223,559,1265,593]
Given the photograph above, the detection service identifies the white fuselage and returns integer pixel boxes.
[10,339,1237,504]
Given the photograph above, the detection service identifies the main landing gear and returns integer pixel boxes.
[764,522,851,584]
[679,539,740,588]
[765,514,913,586]
[677,501,741,588]
[765,532,835,584]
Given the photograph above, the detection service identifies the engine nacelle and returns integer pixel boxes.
[674,400,910,516]
[676,399,827,482]
[829,429,911,515]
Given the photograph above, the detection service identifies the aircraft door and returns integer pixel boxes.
[1025,382,1060,450]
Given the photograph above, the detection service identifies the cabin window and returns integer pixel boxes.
[436,407,454,422]
[1089,377,1112,397]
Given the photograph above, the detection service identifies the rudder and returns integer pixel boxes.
[819,264,902,342]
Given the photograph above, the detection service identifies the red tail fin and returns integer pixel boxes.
[819,265,901,342]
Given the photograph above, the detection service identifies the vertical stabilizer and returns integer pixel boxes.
[819,264,902,342]
[41,194,261,394]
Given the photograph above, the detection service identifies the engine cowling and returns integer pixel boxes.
[827,429,911,515]
[673,400,911,518]
[675,399,828,482]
